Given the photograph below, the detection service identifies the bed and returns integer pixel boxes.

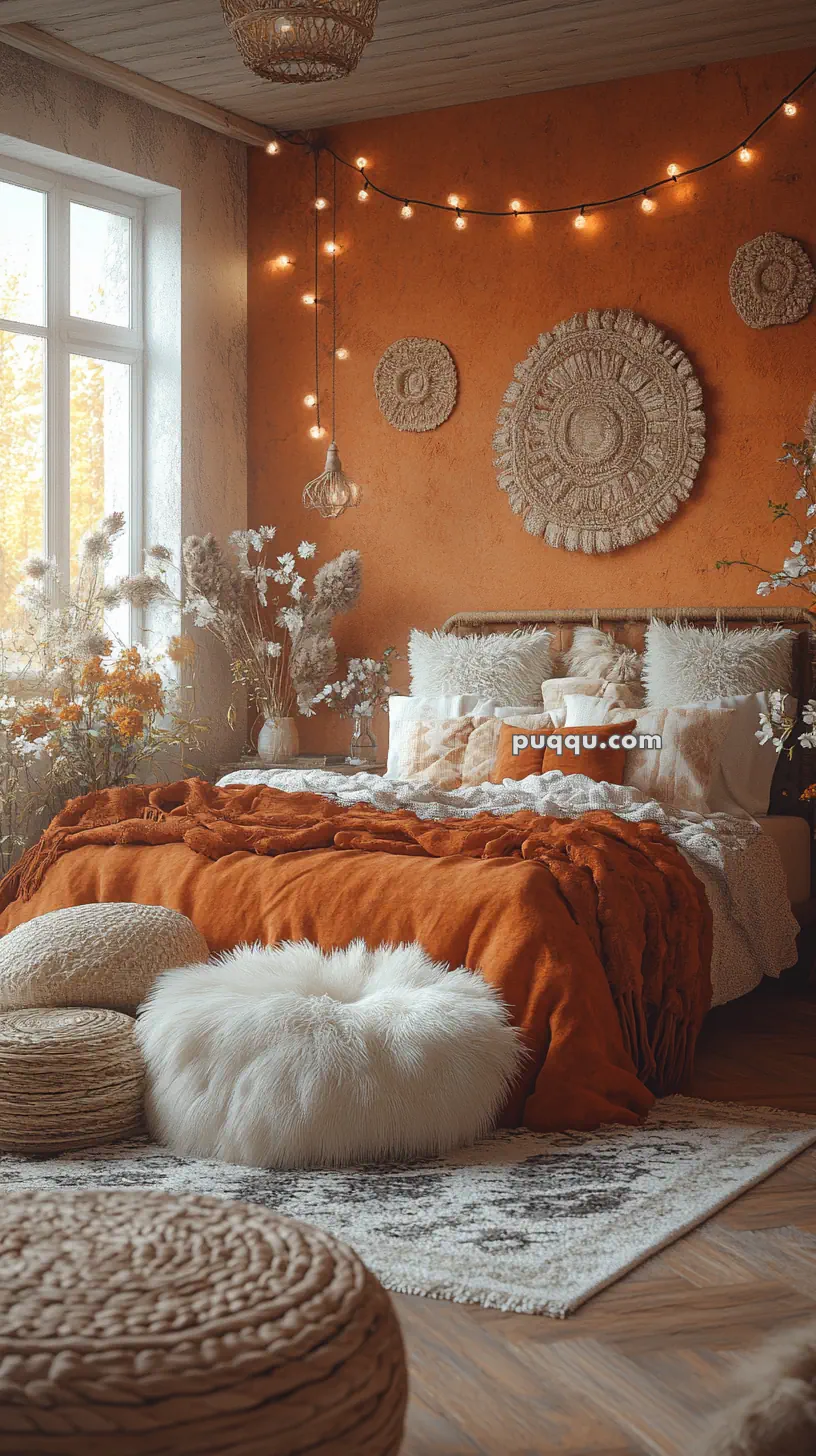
[0,607,809,1135]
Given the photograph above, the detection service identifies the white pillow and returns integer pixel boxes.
[564,627,643,684]
[409,628,552,701]
[541,676,644,710]
[563,694,736,815]
[643,619,795,707]
[387,695,499,778]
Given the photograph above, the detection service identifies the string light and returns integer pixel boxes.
[738,146,753,164]
[454,210,467,230]
[336,347,349,360]
[314,196,328,210]
[356,156,368,170]
[509,199,522,213]
[783,101,798,117]
[304,393,317,408]
[573,206,587,230]
[358,183,370,202]
[309,424,326,440]
[640,192,657,214]
[447,193,462,208]
[324,240,339,255]
[400,202,414,219]
[666,162,680,178]
[265,141,280,156]
[302,292,316,306]
[274,254,292,269]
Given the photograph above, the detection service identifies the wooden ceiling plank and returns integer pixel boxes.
[0,21,274,145]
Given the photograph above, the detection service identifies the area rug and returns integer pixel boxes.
[3,1096,815,1318]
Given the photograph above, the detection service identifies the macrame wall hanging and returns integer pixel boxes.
[374,337,458,432]
[493,309,706,554]
[729,232,816,329]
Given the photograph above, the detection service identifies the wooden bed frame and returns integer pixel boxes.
[441,606,816,913]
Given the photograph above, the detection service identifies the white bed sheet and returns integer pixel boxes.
[217,767,800,1009]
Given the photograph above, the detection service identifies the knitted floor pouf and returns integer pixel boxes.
[0,1189,408,1456]
[0,1007,144,1154]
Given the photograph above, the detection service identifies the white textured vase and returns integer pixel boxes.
[257,716,299,765]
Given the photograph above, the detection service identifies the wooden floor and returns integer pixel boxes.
[394,975,816,1455]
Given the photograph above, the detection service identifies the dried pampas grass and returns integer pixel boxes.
[697,1320,816,1456]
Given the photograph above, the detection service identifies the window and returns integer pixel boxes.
[0,157,143,636]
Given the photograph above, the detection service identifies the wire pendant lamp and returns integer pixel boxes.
[304,155,363,519]
[221,1,380,84]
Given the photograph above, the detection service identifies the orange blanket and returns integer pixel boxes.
[0,779,713,1132]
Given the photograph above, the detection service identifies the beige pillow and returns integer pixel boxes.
[401,717,487,790]
[564,695,735,814]
[0,903,209,1015]
[541,676,643,710]
[461,712,560,787]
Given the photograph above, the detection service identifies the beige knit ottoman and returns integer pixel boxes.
[0,1190,408,1455]
[0,1007,144,1154]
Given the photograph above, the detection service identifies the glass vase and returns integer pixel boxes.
[347,713,377,766]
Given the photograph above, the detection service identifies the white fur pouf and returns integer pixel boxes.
[136,940,524,1169]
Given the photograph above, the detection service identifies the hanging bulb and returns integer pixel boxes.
[358,184,370,203]
[640,193,657,214]
[401,202,414,219]
[738,146,753,164]
[783,101,798,117]
[304,394,317,408]
[574,207,587,230]
[324,241,339,255]
[356,156,369,170]
[447,193,462,209]
[309,424,326,440]
[454,210,467,230]
[509,199,522,213]
[666,162,680,178]
[336,348,349,360]
[303,441,362,519]
[302,293,317,307]
[314,197,328,211]
[274,254,292,269]
[266,140,280,156]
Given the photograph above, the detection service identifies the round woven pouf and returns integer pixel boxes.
[0,1190,408,1455]
[0,1007,144,1154]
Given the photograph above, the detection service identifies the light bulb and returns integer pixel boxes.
[573,209,587,230]
[738,146,753,164]
[447,193,461,209]
[358,187,370,203]
[356,156,368,170]
[454,213,467,230]
[274,254,292,269]
[314,197,328,211]
[324,241,339,255]
[309,424,326,440]
[266,140,280,156]
[509,199,522,213]
[666,162,680,178]
[304,394,317,409]
[274,17,294,36]
[640,194,657,214]
[401,203,414,219]
[336,348,349,360]
[302,293,316,307]
[783,101,798,117]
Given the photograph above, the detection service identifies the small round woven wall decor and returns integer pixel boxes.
[493,309,706,554]
[374,337,458,432]
[729,232,815,329]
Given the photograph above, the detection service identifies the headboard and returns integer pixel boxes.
[441,606,816,824]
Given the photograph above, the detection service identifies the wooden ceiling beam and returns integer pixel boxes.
[0,21,275,147]
[0,1,110,19]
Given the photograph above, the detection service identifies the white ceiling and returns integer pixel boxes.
[1,0,815,130]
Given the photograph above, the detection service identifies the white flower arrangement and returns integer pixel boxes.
[313,649,399,718]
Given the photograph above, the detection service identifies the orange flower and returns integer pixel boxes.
[110,706,145,740]
[80,656,107,688]
[11,703,58,741]
[58,703,83,724]
[167,634,196,665]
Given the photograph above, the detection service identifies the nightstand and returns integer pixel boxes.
[217,754,388,781]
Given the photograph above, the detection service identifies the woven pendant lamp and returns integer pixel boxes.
[221,1,380,84]
[303,441,361,518]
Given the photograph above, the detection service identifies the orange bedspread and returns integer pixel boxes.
[0,779,713,1132]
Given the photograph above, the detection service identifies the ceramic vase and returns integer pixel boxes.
[257,716,299,765]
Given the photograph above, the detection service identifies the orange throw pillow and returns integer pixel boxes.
[490,721,549,782]
[542,721,637,785]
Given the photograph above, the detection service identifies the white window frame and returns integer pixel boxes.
[0,154,144,637]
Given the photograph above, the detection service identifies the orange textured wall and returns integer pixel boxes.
[248,50,816,736]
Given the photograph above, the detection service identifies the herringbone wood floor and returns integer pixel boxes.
[395,977,816,1455]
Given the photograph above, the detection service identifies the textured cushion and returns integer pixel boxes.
[0,1189,408,1455]
[137,940,523,1168]
[0,903,209,1014]
[564,626,643,684]
[386,693,502,778]
[643,620,795,707]
[401,716,486,789]
[408,628,552,700]
[541,675,644,710]
[464,711,561,786]
[541,722,635,786]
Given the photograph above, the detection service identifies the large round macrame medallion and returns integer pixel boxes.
[374,337,457,432]
[729,232,815,329]
[493,309,706,554]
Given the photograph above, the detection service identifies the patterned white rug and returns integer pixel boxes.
[2,1096,814,1318]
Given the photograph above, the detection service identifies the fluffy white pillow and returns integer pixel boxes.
[565,627,643,684]
[409,628,552,701]
[643,620,795,707]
